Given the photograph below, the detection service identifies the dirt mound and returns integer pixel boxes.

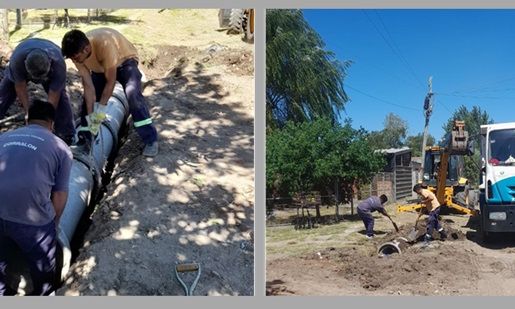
[331,244,479,295]
[380,220,466,243]
[296,221,470,295]
[141,45,253,82]
[266,280,296,296]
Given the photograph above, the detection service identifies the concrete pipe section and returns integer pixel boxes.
[377,237,409,257]
[7,83,130,294]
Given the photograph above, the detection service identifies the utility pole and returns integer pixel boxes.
[419,76,434,182]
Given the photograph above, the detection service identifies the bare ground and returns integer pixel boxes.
[266,205,515,296]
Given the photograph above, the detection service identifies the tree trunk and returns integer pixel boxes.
[350,195,354,216]
[15,9,22,30]
[64,9,69,28]
[87,9,91,22]
[0,9,8,42]
[335,180,340,220]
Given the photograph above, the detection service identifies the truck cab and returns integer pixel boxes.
[480,122,515,239]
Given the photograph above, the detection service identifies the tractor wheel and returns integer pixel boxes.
[229,9,244,34]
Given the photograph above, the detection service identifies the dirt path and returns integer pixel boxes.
[267,206,515,296]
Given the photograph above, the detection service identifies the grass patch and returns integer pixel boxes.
[266,220,364,257]
[7,9,211,47]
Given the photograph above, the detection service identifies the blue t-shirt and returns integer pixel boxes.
[357,196,384,213]
[7,38,67,92]
[0,124,73,226]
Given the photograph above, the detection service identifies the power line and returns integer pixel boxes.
[362,10,425,90]
[374,10,426,91]
[346,84,420,111]
[326,43,423,90]
[434,97,454,114]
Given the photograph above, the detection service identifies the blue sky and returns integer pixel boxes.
[302,9,515,140]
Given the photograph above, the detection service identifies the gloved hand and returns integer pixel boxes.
[86,114,103,137]
[93,102,109,121]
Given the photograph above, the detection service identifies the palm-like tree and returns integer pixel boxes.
[266,9,350,130]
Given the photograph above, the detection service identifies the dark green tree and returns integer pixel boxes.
[266,9,350,130]
[266,118,385,199]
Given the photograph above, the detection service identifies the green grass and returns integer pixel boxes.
[266,219,367,258]
[266,201,404,258]
[6,9,217,60]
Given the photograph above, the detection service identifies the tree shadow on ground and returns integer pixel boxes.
[53,15,134,28]
[356,230,387,236]
[58,45,254,296]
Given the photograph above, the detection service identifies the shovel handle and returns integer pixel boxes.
[176,263,199,272]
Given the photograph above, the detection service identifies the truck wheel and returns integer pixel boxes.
[481,228,490,243]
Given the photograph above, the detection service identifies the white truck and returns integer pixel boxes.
[479,122,515,240]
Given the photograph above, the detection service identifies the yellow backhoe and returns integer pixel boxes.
[397,120,478,216]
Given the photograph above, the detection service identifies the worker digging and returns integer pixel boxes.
[357,194,398,239]
[413,184,447,245]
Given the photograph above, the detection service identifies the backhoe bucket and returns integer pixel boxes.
[450,120,469,155]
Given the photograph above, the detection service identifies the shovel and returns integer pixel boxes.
[175,262,201,296]
[407,215,421,242]
[388,217,400,232]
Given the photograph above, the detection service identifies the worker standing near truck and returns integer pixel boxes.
[413,184,447,243]
[61,28,158,157]
[357,194,391,239]
[0,101,73,295]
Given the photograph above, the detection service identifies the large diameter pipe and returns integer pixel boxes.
[377,237,409,257]
[57,83,129,280]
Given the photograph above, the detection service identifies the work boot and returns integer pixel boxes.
[438,229,447,241]
[143,141,158,157]
[423,233,432,246]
